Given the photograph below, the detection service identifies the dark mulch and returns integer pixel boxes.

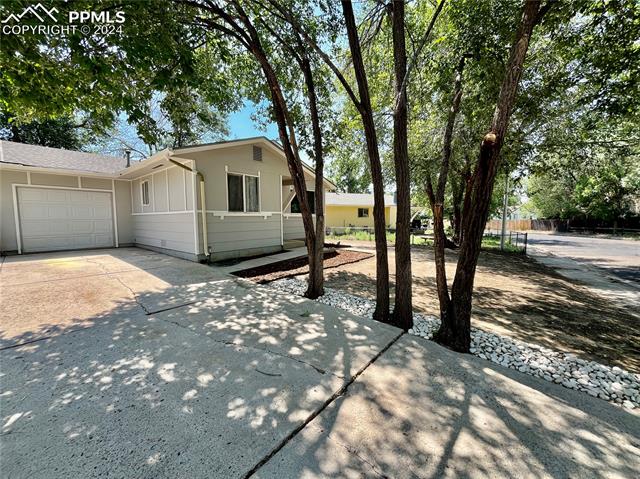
[233,250,373,283]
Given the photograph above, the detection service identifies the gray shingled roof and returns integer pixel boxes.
[326,192,396,206]
[0,141,127,174]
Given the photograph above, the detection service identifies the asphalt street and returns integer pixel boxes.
[527,233,640,284]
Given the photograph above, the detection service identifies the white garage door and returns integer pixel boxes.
[17,187,115,253]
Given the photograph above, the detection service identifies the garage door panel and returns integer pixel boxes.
[18,187,114,253]
[69,190,90,202]
[88,192,112,205]
[71,221,94,234]
[93,206,112,219]
[19,188,48,202]
[49,205,70,217]
[72,206,92,218]
[46,189,70,202]
[94,234,114,247]
[49,221,72,235]
[93,220,112,234]
[20,204,48,220]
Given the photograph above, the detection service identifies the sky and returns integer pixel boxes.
[226,101,278,141]
[226,101,312,164]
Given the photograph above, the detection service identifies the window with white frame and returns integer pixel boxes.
[358,207,369,218]
[141,180,150,206]
[227,172,260,212]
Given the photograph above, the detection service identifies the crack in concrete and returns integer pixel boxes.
[156,314,336,378]
[242,329,405,478]
[326,435,388,478]
[84,258,151,315]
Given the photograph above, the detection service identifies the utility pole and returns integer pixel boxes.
[500,173,509,251]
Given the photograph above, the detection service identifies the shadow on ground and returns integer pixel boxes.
[257,336,640,478]
[0,251,399,478]
[322,247,640,372]
[2,248,638,478]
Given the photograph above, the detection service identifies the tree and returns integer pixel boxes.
[91,89,228,160]
[0,0,327,297]
[263,0,393,321]
[193,0,325,297]
[434,0,550,351]
[390,0,413,329]
[0,112,83,150]
[338,0,391,322]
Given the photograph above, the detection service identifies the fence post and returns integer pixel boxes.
[524,232,528,255]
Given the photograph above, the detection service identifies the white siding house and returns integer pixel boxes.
[0,137,334,261]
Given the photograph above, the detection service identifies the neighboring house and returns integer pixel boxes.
[325,192,397,229]
[0,137,334,261]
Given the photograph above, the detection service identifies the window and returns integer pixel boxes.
[227,174,243,212]
[141,180,150,206]
[358,207,369,218]
[245,175,259,212]
[290,191,315,214]
[227,172,260,212]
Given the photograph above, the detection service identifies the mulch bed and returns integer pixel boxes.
[233,250,373,284]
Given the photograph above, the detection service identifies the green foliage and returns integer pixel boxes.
[527,153,640,221]
[0,112,84,150]
[0,0,238,147]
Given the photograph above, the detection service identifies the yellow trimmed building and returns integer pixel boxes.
[325,192,397,229]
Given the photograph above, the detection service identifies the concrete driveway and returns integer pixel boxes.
[1,248,638,478]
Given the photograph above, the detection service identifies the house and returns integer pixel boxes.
[0,137,334,261]
[325,192,397,230]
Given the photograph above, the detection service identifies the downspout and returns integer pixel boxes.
[168,157,210,263]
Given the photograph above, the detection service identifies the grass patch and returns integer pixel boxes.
[481,235,524,253]
[326,230,435,245]
[326,231,525,253]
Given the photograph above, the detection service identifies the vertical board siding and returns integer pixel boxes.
[132,212,195,254]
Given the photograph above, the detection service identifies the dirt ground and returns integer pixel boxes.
[309,245,640,373]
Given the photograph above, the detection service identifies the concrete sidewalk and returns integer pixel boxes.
[527,244,640,315]
[2,247,638,478]
[258,335,640,478]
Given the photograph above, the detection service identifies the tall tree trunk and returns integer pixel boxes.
[341,0,390,322]
[391,0,412,330]
[437,0,547,352]
[451,153,471,243]
[224,2,318,293]
[426,54,468,335]
[300,54,325,299]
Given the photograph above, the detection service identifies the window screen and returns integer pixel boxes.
[290,191,315,214]
[358,208,369,218]
[141,181,150,206]
[245,176,259,212]
[227,174,243,212]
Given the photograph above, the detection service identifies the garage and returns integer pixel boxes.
[16,186,115,253]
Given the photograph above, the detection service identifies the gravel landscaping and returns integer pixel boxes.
[268,277,640,410]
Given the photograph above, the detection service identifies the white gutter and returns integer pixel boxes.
[169,155,209,261]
